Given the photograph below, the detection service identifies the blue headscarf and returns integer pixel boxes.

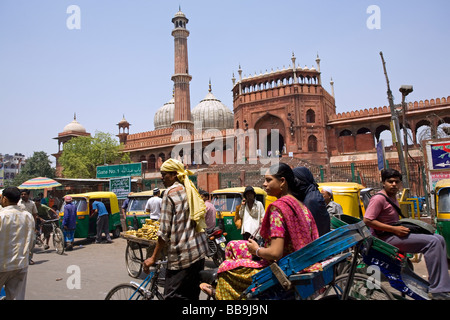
[293,167,330,236]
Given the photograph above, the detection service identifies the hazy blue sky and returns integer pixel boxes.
[1,0,449,163]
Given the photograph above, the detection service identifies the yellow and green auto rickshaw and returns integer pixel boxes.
[60,191,122,239]
[318,182,368,219]
[434,179,450,258]
[210,187,276,242]
[124,190,154,230]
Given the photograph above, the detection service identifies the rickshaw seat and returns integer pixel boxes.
[244,221,371,299]
[331,214,400,258]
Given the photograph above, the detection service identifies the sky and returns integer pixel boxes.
[1,0,449,165]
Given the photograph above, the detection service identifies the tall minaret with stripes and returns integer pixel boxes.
[171,7,193,132]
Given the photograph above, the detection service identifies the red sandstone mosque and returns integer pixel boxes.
[54,8,450,193]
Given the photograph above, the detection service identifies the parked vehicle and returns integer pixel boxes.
[434,179,450,258]
[318,182,367,219]
[60,191,122,239]
[205,226,227,267]
[124,190,154,230]
[210,187,276,242]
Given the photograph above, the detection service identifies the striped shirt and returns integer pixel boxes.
[158,182,207,270]
[0,205,35,272]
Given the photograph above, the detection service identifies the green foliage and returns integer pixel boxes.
[59,132,131,178]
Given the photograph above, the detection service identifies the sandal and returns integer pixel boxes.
[200,283,216,298]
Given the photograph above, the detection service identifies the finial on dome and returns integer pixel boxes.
[74,112,76,120]
[208,79,212,93]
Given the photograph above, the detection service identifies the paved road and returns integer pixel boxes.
[24,236,433,300]
[25,236,215,300]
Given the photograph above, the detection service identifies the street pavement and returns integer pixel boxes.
[25,236,214,300]
[24,236,434,300]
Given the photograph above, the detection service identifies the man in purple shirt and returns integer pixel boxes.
[62,196,77,251]
[200,191,216,230]
[364,169,450,300]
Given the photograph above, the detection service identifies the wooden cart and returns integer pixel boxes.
[121,232,157,278]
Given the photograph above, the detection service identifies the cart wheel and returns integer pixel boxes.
[53,228,65,255]
[320,273,395,300]
[126,242,143,278]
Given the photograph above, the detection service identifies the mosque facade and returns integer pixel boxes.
[53,8,450,193]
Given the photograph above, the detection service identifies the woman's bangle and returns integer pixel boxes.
[255,247,261,258]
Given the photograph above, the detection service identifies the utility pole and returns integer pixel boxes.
[400,85,414,184]
[380,52,409,189]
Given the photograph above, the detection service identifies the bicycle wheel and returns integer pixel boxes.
[126,242,143,278]
[320,273,395,300]
[53,228,65,255]
[105,284,146,300]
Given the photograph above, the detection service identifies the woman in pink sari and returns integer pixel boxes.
[200,163,319,300]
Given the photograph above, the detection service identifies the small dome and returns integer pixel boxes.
[192,85,233,130]
[174,9,186,19]
[63,114,86,133]
[154,97,175,130]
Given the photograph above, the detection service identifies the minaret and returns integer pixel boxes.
[171,7,193,132]
[330,77,335,98]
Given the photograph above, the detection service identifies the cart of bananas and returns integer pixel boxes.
[125,219,159,240]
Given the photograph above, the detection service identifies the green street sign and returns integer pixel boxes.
[96,163,142,178]
[110,177,131,199]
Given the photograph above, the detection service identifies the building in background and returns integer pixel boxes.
[0,153,26,185]
[52,8,450,196]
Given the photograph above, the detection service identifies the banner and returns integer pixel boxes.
[429,141,450,170]
[376,140,386,171]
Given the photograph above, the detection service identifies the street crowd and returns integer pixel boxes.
[1,159,450,300]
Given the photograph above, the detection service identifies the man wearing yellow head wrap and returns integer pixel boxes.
[160,158,207,232]
[143,158,208,300]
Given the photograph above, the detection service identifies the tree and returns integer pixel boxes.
[8,151,55,187]
[58,132,131,178]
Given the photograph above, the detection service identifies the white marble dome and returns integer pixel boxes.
[154,97,175,130]
[192,86,233,130]
[63,115,86,133]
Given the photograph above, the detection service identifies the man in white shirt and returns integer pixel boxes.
[17,189,38,265]
[0,187,35,300]
[238,186,265,240]
[18,189,38,219]
[145,188,162,221]
[320,186,344,217]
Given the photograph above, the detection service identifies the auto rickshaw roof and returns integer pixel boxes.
[128,189,166,198]
[435,179,450,190]
[128,190,154,198]
[65,191,118,200]
[211,186,267,196]
[318,182,365,193]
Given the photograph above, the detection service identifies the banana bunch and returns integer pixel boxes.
[126,219,159,240]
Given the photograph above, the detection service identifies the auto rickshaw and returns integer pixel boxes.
[60,191,122,239]
[210,187,276,242]
[124,190,154,230]
[434,179,450,258]
[318,182,367,219]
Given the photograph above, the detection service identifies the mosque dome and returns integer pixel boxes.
[192,83,233,130]
[154,96,175,130]
[63,114,86,133]
[118,115,129,126]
